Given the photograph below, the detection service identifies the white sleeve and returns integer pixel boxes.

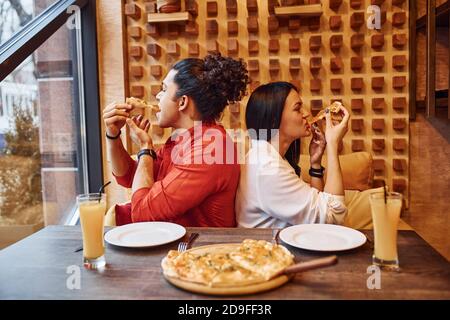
[255,159,347,225]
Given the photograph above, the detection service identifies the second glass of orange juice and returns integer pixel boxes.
[369,192,403,271]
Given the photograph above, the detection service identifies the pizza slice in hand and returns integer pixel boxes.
[308,101,343,125]
[126,97,160,116]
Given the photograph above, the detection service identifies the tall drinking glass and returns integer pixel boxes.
[369,192,403,271]
[77,193,107,269]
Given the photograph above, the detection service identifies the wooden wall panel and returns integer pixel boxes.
[97,0,131,207]
[408,114,450,259]
[123,0,410,201]
[417,0,427,19]
[436,27,449,91]
[416,30,427,101]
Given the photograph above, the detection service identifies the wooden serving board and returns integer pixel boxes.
[162,243,292,296]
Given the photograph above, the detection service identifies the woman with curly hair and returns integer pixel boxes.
[103,54,249,227]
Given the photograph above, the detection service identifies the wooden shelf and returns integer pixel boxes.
[274,4,323,17]
[148,11,190,23]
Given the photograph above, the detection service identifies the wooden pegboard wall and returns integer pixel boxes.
[124,0,410,203]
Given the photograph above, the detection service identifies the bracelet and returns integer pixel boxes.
[137,148,157,161]
[309,166,325,178]
[106,130,121,140]
[309,165,325,173]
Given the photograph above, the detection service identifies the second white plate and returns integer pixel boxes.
[279,224,366,252]
[104,222,186,248]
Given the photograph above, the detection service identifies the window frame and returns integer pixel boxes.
[0,0,87,80]
[78,0,103,194]
[0,0,103,224]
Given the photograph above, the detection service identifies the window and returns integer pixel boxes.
[0,0,101,245]
[0,0,59,46]
[0,15,83,228]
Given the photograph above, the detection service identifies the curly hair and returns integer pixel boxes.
[172,53,249,122]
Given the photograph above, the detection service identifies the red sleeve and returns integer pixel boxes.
[113,147,164,188]
[152,147,164,178]
[112,156,138,188]
[130,163,220,222]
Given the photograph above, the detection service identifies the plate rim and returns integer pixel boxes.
[104,221,186,248]
[279,224,367,252]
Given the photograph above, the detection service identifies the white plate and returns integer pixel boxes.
[279,224,366,252]
[104,222,186,248]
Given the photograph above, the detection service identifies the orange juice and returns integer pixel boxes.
[370,192,402,269]
[77,193,106,269]
[80,201,106,259]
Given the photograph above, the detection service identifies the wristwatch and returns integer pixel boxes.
[137,148,157,161]
[309,166,325,178]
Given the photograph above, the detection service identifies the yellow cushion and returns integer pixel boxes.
[104,205,117,227]
[344,187,412,230]
[300,152,374,191]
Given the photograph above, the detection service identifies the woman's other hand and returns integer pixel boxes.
[324,105,350,150]
[309,124,326,166]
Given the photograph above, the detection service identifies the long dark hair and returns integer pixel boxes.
[172,53,249,122]
[245,82,301,176]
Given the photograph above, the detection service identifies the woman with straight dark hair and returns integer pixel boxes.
[103,53,249,227]
[236,82,350,228]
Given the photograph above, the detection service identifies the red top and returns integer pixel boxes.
[114,122,239,227]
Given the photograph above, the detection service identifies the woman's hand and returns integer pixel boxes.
[309,124,326,166]
[325,105,350,150]
[103,102,132,136]
[126,115,153,149]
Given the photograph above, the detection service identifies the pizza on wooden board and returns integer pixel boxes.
[161,240,295,287]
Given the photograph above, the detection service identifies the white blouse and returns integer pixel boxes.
[236,139,347,228]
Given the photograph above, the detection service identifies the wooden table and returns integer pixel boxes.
[0,226,449,300]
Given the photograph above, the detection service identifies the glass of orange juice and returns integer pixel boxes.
[369,192,403,271]
[77,193,107,269]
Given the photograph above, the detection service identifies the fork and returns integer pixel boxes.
[272,228,281,245]
[178,233,199,252]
